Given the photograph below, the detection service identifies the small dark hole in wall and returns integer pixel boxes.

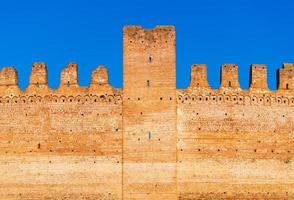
[228,81,232,88]
[286,83,289,90]
[67,81,70,87]
[149,56,152,62]
[38,143,41,149]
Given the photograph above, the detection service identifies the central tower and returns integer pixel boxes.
[122,26,177,199]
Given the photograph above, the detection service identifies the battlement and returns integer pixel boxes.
[0,62,293,94]
[60,62,78,87]
[220,64,240,89]
[0,67,18,86]
[30,62,48,85]
[249,64,268,90]
[0,25,293,200]
[90,65,109,86]
[278,63,294,90]
[189,64,210,88]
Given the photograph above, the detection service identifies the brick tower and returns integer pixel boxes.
[122,26,177,199]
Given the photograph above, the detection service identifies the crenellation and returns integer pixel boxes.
[60,62,78,87]
[0,26,293,200]
[220,64,241,90]
[0,67,20,97]
[91,65,109,86]
[189,64,210,89]
[278,63,294,91]
[29,62,48,85]
[250,64,268,91]
[0,67,18,86]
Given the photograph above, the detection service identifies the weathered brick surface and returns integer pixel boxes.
[0,26,293,200]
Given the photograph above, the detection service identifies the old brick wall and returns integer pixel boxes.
[0,64,123,199]
[177,63,294,199]
[0,26,293,200]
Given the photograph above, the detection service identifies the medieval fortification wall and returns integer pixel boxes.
[0,26,293,200]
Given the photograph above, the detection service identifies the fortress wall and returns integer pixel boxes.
[177,64,294,199]
[0,26,293,200]
[0,64,123,200]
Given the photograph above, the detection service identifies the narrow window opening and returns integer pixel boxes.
[286,83,289,90]
[36,82,39,87]
[228,81,232,88]
[67,81,70,87]
[149,56,152,63]
[148,132,151,140]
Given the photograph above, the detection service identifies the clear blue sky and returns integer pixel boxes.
[0,0,293,90]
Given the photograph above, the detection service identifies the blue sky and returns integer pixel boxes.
[0,0,293,90]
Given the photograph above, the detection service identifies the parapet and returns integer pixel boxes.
[29,62,48,85]
[220,64,240,89]
[0,67,18,86]
[278,63,293,90]
[60,62,78,87]
[90,65,109,86]
[189,64,210,88]
[249,64,268,90]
